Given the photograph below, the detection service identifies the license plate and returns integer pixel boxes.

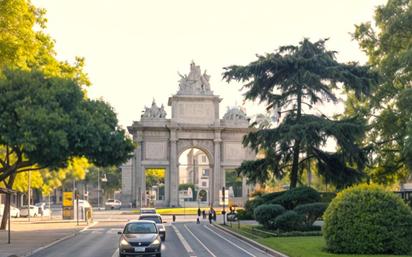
[134,247,145,252]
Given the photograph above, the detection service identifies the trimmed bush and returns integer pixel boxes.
[271,186,320,209]
[274,210,303,231]
[323,184,412,255]
[236,209,252,220]
[254,204,285,229]
[294,202,328,226]
[244,196,265,218]
[260,191,286,202]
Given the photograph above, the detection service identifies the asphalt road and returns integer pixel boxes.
[29,219,272,257]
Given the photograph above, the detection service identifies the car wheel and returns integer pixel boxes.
[156,253,161,257]
[161,235,166,241]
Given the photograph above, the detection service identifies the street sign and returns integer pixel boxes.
[219,189,229,205]
[63,192,73,207]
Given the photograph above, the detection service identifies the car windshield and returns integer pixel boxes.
[139,216,162,223]
[124,223,157,234]
[107,200,114,202]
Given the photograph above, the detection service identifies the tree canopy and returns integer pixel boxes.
[349,0,412,184]
[0,69,135,228]
[223,39,378,189]
[0,0,90,86]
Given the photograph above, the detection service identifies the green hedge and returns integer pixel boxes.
[294,202,328,226]
[254,204,285,229]
[323,184,412,255]
[274,210,303,232]
[271,186,320,209]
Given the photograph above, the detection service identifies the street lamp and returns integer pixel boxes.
[97,169,108,210]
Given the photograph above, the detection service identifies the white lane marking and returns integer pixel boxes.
[111,248,119,257]
[172,224,197,257]
[184,224,217,257]
[203,225,256,257]
[211,225,267,255]
[80,221,98,232]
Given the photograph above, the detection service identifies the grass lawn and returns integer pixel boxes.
[224,225,412,257]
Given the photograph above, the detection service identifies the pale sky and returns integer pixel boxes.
[33,0,385,129]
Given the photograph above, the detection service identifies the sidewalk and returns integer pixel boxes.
[0,220,89,257]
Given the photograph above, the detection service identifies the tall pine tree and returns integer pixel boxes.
[223,39,378,189]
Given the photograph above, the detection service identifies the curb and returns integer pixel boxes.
[213,224,289,257]
[17,221,98,257]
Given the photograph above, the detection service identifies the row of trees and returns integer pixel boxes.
[225,0,412,189]
[0,0,135,229]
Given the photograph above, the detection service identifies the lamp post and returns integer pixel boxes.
[97,168,107,210]
[28,170,31,222]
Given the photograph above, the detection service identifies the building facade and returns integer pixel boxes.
[122,62,255,207]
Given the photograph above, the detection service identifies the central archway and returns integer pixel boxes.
[178,148,212,207]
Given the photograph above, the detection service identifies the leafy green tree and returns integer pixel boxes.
[0,0,90,86]
[0,69,135,229]
[350,0,412,184]
[223,39,378,189]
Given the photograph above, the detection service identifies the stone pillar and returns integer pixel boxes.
[213,130,222,206]
[169,130,178,207]
[134,139,144,208]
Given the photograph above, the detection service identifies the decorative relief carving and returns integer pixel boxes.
[145,142,167,160]
[223,142,244,161]
[144,131,169,138]
[176,102,214,123]
[178,131,214,139]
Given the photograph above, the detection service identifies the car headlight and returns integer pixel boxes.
[150,238,161,246]
[120,238,130,246]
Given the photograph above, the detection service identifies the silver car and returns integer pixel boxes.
[138,214,166,241]
[118,220,161,257]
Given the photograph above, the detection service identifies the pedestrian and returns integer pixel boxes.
[208,211,213,224]
[202,210,206,219]
[212,208,217,221]
[197,207,201,217]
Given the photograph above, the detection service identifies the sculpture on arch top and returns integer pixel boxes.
[141,99,167,119]
[223,106,248,121]
[177,61,212,95]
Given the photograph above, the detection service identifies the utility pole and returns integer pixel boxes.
[28,171,31,222]
[222,186,226,225]
[97,168,100,210]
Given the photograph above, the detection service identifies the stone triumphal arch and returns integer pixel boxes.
[121,62,255,207]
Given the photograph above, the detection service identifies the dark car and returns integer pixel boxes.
[118,220,161,257]
[138,214,166,241]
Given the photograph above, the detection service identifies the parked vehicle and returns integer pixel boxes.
[118,220,161,257]
[20,205,39,217]
[140,208,156,214]
[105,199,122,210]
[138,214,166,241]
[0,204,20,218]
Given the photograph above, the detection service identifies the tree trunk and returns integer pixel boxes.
[1,174,16,230]
[290,140,300,189]
[290,85,302,189]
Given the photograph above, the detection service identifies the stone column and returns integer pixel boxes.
[169,130,178,207]
[213,131,222,206]
[134,138,144,208]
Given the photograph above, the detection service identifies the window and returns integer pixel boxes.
[202,169,209,176]
[202,181,207,187]
[201,155,207,163]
